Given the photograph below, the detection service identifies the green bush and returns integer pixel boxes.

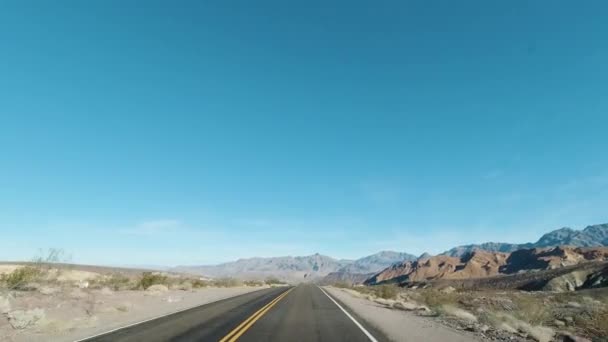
[137,272,168,290]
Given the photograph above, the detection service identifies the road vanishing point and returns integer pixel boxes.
[79,284,389,342]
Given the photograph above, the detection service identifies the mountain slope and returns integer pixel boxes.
[443,223,608,257]
[174,251,416,283]
[336,251,417,274]
[174,253,350,282]
[366,246,608,285]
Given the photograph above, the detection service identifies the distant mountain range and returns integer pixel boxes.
[174,223,608,284]
[174,251,414,282]
[442,223,608,257]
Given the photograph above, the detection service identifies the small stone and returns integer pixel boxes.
[554,320,566,327]
[563,316,574,323]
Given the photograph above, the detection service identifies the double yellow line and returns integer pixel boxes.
[219,287,293,342]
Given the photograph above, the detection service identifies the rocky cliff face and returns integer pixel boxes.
[366,246,608,285]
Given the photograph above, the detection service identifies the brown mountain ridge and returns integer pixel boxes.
[365,246,608,286]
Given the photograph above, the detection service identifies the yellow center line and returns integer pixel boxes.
[219,287,293,342]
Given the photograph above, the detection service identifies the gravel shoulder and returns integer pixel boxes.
[324,286,481,342]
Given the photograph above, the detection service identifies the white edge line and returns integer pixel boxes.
[73,287,269,342]
[318,286,379,342]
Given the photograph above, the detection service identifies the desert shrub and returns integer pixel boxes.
[416,289,459,309]
[511,294,552,326]
[376,284,398,299]
[212,278,242,287]
[192,279,209,288]
[243,280,264,287]
[138,272,168,290]
[0,266,42,290]
[332,282,352,289]
[265,277,285,285]
[94,274,133,291]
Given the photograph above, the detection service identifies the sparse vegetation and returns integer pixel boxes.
[243,280,264,287]
[211,278,242,287]
[91,273,134,291]
[331,281,353,289]
[137,272,168,290]
[264,277,285,285]
[192,279,208,288]
[336,284,608,340]
[0,266,42,290]
[376,285,398,299]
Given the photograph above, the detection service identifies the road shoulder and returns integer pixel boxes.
[323,286,482,342]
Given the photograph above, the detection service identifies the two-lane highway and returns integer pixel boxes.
[81,284,387,342]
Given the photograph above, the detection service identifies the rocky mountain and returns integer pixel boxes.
[442,223,608,257]
[174,253,349,282]
[319,271,375,285]
[336,251,417,274]
[175,250,416,283]
[318,251,417,285]
[365,246,608,285]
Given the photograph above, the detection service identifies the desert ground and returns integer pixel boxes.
[0,263,269,342]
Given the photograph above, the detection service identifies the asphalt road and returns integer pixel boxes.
[81,284,387,342]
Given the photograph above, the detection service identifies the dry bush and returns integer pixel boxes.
[243,280,264,287]
[415,289,459,309]
[192,279,209,288]
[265,277,285,285]
[137,272,168,290]
[0,266,43,290]
[211,278,242,287]
[332,282,353,289]
[91,274,134,291]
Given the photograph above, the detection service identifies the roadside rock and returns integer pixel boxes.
[7,308,45,329]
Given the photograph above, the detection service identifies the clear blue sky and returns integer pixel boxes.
[1,1,607,266]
